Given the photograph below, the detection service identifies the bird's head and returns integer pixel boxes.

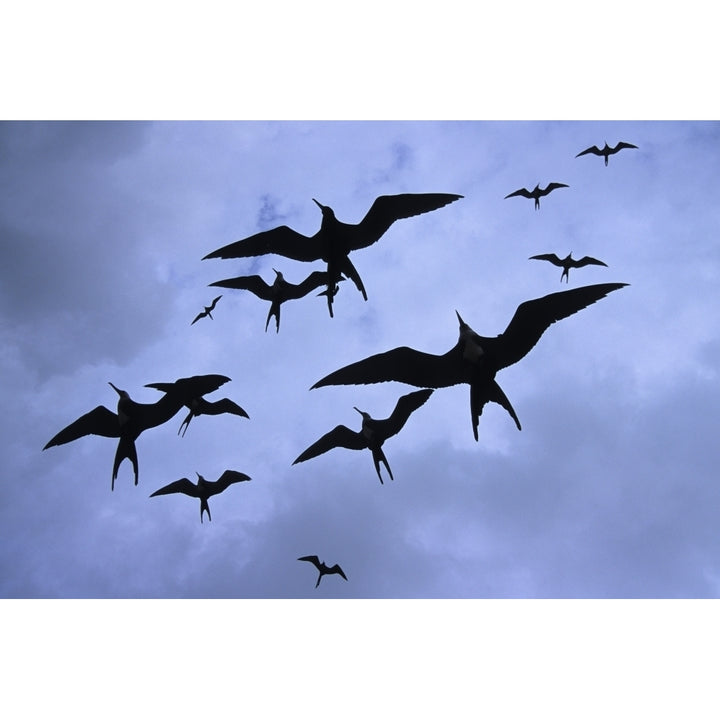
[312,198,335,220]
[272,268,284,282]
[353,406,371,421]
[196,472,206,485]
[108,382,129,399]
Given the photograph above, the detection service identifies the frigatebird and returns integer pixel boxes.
[191,295,222,325]
[202,193,463,305]
[529,252,608,283]
[297,555,348,588]
[576,141,638,166]
[293,389,433,483]
[150,470,251,523]
[504,183,569,210]
[209,268,338,331]
[144,382,249,436]
[312,284,628,441]
[43,374,231,489]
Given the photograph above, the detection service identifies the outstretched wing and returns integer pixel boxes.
[575,145,602,158]
[193,397,250,419]
[572,256,607,269]
[374,389,434,439]
[209,275,273,299]
[203,225,321,262]
[190,311,206,325]
[539,182,569,196]
[297,555,321,570]
[145,374,231,399]
[312,345,468,389]
[44,405,120,448]
[293,425,367,464]
[611,141,638,153]
[286,271,335,300]
[351,193,463,251]
[150,478,200,498]
[504,187,532,199]
[328,564,348,581]
[496,283,628,370]
[204,470,251,497]
[529,253,563,267]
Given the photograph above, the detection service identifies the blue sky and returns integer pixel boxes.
[3,4,719,717]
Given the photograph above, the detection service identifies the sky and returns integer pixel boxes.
[4,119,719,602]
[3,4,720,717]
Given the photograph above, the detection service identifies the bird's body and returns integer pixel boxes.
[530,252,608,282]
[203,193,462,310]
[293,389,433,483]
[312,284,628,440]
[150,470,251,523]
[504,183,568,210]
[210,268,338,331]
[43,374,231,489]
[191,295,222,325]
[297,555,348,588]
[576,141,638,166]
[144,382,249,436]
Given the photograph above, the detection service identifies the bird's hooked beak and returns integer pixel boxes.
[455,310,467,328]
[312,198,324,210]
[353,406,369,419]
[108,382,125,397]
[196,472,204,483]
[273,268,283,280]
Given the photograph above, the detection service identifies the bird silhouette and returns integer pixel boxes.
[202,193,463,308]
[297,555,348,588]
[312,284,628,441]
[43,374,231,489]
[293,389,433,483]
[209,268,338,331]
[504,183,569,210]
[529,252,608,282]
[576,141,638,166]
[144,382,249,436]
[191,295,222,325]
[150,470,251,523]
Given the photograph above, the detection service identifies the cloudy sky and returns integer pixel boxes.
[4,119,719,602]
[4,4,719,715]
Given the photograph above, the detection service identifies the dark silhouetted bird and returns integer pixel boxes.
[504,183,569,210]
[209,268,337,331]
[144,382,249,436]
[297,555,348,588]
[202,193,462,307]
[43,374,231,489]
[529,252,608,282]
[293,389,433,483]
[191,295,222,325]
[150,470,251,523]
[312,284,628,441]
[576,141,638,166]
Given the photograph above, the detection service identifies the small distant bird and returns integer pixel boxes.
[529,252,608,283]
[576,141,638,166]
[505,183,569,210]
[144,382,249,436]
[43,374,231,489]
[150,470,251,523]
[202,193,463,306]
[210,268,338,331]
[293,389,433,483]
[297,555,348,588]
[191,295,222,325]
[312,285,628,441]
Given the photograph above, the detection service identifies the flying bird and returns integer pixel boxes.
[576,141,638,166]
[209,268,339,331]
[293,389,433,483]
[312,284,628,441]
[43,374,231,489]
[144,382,249,436]
[529,252,608,283]
[504,183,568,210]
[191,295,222,325]
[150,470,251,523]
[297,555,348,588]
[202,193,463,307]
